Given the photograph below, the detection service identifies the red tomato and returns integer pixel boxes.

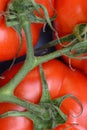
[0,60,67,103]
[0,0,10,12]
[0,59,67,130]
[56,66,87,129]
[1,59,87,129]
[53,0,87,37]
[0,17,42,61]
[60,54,87,75]
[0,0,55,61]
[53,0,87,75]
[0,102,33,130]
[0,117,34,130]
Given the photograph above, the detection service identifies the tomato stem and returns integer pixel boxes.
[39,64,51,103]
[0,16,37,94]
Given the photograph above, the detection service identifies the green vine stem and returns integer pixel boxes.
[0,35,83,95]
[0,94,51,120]
[0,19,36,95]
[0,111,53,130]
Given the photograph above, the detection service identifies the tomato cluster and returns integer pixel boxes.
[0,0,54,61]
[0,0,87,130]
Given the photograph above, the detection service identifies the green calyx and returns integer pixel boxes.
[5,0,54,29]
[0,65,68,130]
[0,65,83,130]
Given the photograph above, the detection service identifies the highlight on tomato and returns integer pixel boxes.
[0,16,43,61]
[53,0,87,75]
[0,116,34,130]
[1,59,87,129]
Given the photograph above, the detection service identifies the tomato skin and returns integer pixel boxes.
[0,117,34,130]
[0,0,54,61]
[1,59,87,129]
[51,61,87,129]
[0,17,42,61]
[0,60,67,103]
[57,68,87,129]
[60,54,87,75]
[0,59,67,130]
[0,0,10,12]
[54,0,87,37]
[53,0,87,75]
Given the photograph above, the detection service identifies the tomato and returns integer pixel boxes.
[0,117,34,130]
[60,54,87,75]
[0,59,67,130]
[0,60,67,103]
[0,0,55,61]
[0,17,42,61]
[53,0,87,37]
[0,0,10,12]
[0,102,33,129]
[53,0,87,75]
[57,68,87,129]
[1,59,87,129]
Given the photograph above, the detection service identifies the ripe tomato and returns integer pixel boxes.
[1,59,87,129]
[0,102,33,130]
[56,68,87,129]
[53,0,87,37]
[0,17,42,61]
[0,0,10,12]
[53,0,87,75]
[0,0,55,62]
[0,60,67,103]
[0,117,34,130]
[0,59,67,130]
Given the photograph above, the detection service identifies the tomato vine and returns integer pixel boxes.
[0,0,87,129]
